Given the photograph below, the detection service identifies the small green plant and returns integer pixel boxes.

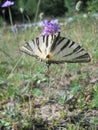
[87,0,98,12]
[64,0,76,16]
[0,120,11,130]
[32,88,44,97]
[92,84,98,108]
[58,93,67,105]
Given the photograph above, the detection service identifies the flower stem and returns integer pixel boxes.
[8,7,13,27]
[34,0,41,23]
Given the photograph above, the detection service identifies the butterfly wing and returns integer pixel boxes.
[20,34,56,61]
[48,33,91,64]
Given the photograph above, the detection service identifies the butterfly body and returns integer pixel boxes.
[20,32,91,67]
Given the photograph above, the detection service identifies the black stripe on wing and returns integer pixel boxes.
[69,41,75,47]
[63,44,84,57]
[50,32,65,52]
[46,35,49,47]
[43,35,45,43]
[74,53,91,61]
[73,45,81,52]
[76,48,84,53]
[60,39,70,51]
[42,34,54,48]
[24,42,34,53]
[35,38,42,53]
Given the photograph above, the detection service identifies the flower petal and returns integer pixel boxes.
[1,0,14,8]
[42,19,60,36]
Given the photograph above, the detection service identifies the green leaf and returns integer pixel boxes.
[32,88,44,97]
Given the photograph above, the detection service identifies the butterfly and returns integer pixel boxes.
[20,32,91,67]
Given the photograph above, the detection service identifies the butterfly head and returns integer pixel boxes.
[46,62,51,68]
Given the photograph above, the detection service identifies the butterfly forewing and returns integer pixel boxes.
[20,34,56,60]
[49,36,91,63]
[20,33,91,65]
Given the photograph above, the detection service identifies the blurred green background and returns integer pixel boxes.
[0,0,98,24]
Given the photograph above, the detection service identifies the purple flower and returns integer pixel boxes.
[42,19,60,36]
[1,0,14,8]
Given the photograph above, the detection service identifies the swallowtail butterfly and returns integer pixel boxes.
[20,32,91,67]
